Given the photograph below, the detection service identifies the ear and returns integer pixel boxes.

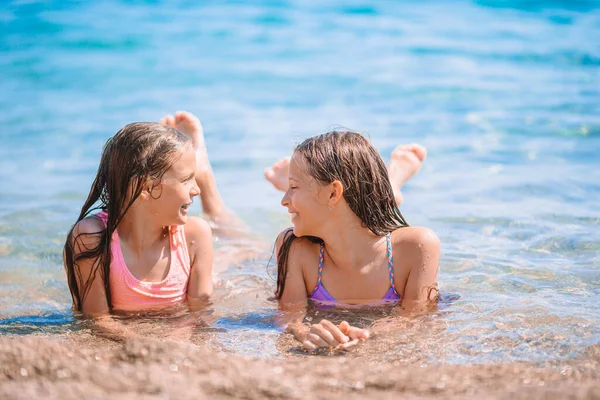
[139,179,156,200]
[139,186,151,200]
[328,180,344,206]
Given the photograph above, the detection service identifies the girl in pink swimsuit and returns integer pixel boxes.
[63,111,236,339]
[264,132,440,351]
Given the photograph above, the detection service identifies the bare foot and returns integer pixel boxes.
[160,111,210,173]
[264,156,290,192]
[387,144,427,206]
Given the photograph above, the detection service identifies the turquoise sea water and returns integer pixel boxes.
[0,1,599,363]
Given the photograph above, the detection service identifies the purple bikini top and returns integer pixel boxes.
[308,233,401,305]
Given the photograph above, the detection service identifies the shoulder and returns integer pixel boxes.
[71,215,105,250]
[275,229,321,283]
[73,214,104,235]
[183,217,213,256]
[391,226,440,258]
[184,216,212,241]
[275,227,294,253]
[275,228,320,260]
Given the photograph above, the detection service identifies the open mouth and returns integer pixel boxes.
[181,202,192,211]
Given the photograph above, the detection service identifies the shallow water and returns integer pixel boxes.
[0,0,599,367]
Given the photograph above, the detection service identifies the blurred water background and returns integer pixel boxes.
[0,0,599,364]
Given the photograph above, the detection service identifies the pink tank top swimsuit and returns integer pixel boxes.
[308,233,402,306]
[97,211,190,311]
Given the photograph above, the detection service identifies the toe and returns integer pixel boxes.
[274,158,289,169]
[160,115,175,127]
[391,144,426,164]
[175,110,199,124]
[410,144,427,161]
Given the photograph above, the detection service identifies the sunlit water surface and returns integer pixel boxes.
[0,0,599,365]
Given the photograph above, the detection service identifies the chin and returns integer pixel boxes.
[291,224,300,236]
[292,225,308,237]
[173,213,189,225]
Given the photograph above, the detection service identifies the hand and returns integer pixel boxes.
[301,319,370,351]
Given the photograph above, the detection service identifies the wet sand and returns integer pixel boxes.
[1,335,598,399]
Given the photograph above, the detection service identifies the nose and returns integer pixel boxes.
[190,180,201,197]
[281,189,290,207]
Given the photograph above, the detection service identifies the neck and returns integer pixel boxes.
[116,205,167,257]
[317,204,384,271]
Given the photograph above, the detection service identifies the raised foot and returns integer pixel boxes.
[264,156,291,192]
[387,144,427,206]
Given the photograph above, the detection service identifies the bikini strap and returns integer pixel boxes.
[309,241,325,297]
[387,233,400,297]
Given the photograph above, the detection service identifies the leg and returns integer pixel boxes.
[387,144,427,206]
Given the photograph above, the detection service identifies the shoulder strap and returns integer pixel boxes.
[387,233,400,297]
[317,242,325,284]
[309,242,325,297]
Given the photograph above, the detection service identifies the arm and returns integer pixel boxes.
[70,217,110,317]
[185,216,214,311]
[70,217,137,341]
[273,229,311,341]
[395,226,440,308]
[90,316,137,342]
[276,230,309,311]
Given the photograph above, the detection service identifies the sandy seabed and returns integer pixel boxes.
[1,335,599,400]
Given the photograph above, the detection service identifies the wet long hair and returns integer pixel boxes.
[275,131,410,299]
[63,122,191,312]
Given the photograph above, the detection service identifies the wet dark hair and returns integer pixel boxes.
[275,130,409,299]
[63,122,191,312]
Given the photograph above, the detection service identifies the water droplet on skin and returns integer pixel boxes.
[57,368,71,379]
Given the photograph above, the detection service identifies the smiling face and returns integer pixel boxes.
[147,144,200,226]
[280,152,332,237]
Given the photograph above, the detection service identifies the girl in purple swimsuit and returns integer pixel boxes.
[264,132,440,351]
